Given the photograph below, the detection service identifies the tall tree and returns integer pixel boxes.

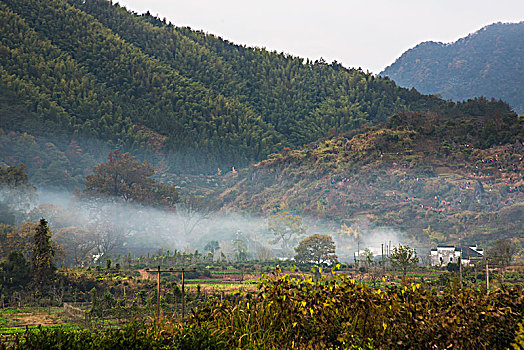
[82,150,178,208]
[268,211,307,253]
[0,251,31,293]
[389,244,419,278]
[294,234,337,265]
[32,218,55,294]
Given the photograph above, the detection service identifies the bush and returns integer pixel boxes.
[2,272,521,349]
[189,270,523,349]
[1,321,226,349]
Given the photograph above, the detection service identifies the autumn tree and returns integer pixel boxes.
[0,224,18,259]
[82,150,178,208]
[268,211,306,253]
[294,234,337,265]
[32,219,56,294]
[0,222,36,260]
[389,244,419,277]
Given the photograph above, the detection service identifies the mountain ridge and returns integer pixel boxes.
[381,21,524,113]
[1,0,502,176]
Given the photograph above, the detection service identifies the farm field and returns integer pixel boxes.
[0,264,522,349]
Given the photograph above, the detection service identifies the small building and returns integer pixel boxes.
[430,244,484,266]
[431,245,460,266]
[459,245,484,266]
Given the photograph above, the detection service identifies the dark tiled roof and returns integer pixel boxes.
[460,247,484,259]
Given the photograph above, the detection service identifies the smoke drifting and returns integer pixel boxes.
[30,188,271,262]
[29,187,418,265]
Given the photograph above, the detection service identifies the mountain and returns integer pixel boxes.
[1,0,497,180]
[1,0,523,250]
[216,105,524,245]
[381,22,524,114]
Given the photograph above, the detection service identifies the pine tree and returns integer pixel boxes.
[32,218,56,294]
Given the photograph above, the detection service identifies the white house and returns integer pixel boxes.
[431,245,460,266]
[430,244,484,266]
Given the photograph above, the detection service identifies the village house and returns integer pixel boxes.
[430,244,484,266]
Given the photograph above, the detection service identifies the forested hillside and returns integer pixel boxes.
[217,104,524,245]
[381,22,524,114]
[0,0,484,180]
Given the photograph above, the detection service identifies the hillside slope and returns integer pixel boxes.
[381,22,524,113]
[217,107,524,245]
[0,0,278,172]
[1,0,503,178]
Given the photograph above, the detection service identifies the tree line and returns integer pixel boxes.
[1,0,515,174]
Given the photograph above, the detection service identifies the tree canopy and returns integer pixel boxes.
[268,211,306,252]
[294,234,337,265]
[0,164,36,225]
[487,239,518,268]
[82,150,178,208]
[389,244,419,277]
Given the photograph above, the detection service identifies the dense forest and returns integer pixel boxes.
[0,0,492,178]
[381,22,524,114]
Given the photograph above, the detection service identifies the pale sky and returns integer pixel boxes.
[115,0,524,74]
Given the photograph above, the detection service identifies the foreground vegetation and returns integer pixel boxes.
[1,270,522,349]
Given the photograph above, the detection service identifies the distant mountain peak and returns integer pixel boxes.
[381,21,524,113]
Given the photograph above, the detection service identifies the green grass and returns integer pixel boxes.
[186,279,259,284]
[185,279,224,283]
[210,271,242,275]
[0,323,80,335]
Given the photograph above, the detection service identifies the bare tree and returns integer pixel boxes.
[176,195,218,236]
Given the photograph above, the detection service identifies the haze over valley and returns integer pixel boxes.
[1,1,523,348]
[1,0,523,265]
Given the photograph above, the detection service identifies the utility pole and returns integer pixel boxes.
[486,259,489,294]
[181,268,186,319]
[388,241,391,267]
[145,266,196,320]
[157,266,160,318]
[459,256,462,287]
[474,262,477,288]
[381,243,385,274]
